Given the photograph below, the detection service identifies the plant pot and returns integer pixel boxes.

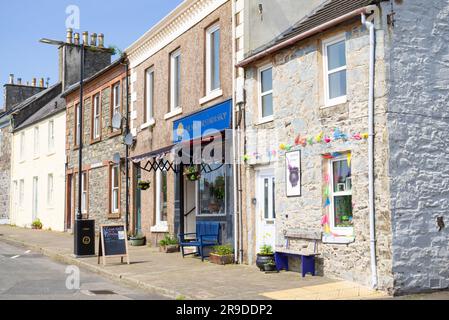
[263,263,277,272]
[160,245,180,253]
[256,254,275,271]
[129,238,146,246]
[185,173,200,182]
[209,253,234,265]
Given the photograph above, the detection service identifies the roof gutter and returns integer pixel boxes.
[236,5,378,68]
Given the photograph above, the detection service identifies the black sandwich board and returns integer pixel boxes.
[98,224,130,266]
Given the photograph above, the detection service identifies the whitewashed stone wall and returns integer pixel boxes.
[244,20,394,291]
[386,0,449,294]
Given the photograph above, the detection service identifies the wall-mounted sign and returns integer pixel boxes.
[173,99,232,144]
[98,224,130,266]
[286,150,301,197]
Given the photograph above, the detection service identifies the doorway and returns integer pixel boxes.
[66,174,73,231]
[184,177,197,238]
[256,169,276,251]
[135,166,142,234]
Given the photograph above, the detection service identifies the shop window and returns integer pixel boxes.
[154,170,168,228]
[329,155,353,234]
[198,164,226,216]
[258,65,273,122]
[323,35,347,106]
[206,23,221,94]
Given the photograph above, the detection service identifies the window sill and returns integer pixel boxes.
[199,89,223,105]
[108,212,121,219]
[90,138,102,146]
[322,96,347,108]
[258,116,274,125]
[109,130,122,139]
[141,118,156,130]
[164,108,183,120]
[47,151,56,157]
[322,234,355,244]
[150,223,168,233]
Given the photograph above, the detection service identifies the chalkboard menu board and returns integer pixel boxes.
[98,224,130,266]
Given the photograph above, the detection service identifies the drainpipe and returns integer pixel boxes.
[362,8,378,290]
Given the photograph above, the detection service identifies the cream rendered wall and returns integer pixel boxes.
[10,111,66,232]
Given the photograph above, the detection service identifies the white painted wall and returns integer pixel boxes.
[10,111,66,232]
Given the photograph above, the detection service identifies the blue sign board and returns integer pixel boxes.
[173,99,232,144]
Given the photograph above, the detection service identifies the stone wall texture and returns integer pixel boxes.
[0,125,11,222]
[243,18,394,291]
[386,0,449,294]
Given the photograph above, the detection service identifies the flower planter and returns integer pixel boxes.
[137,182,150,191]
[209,253,234,265]
[256,254,275,271]
[129,238,146,246]
[160,245,180,253]
[263,263,277,272]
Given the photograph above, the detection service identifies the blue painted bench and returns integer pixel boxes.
[275,230,321,277]
[178,221,220,262]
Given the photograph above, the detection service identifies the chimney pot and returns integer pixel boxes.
[90,33,97,47]
[39,78,44,88]
[98,33,104,48]
[74,33,80,45]
[32,78,36,87]
[9,74,14,84]
[17,78,22,85]
[82,31,89,45]
[66,28,73,44]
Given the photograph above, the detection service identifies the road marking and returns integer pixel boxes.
[24,250,31,254]
[80,290,96,296]
[10,255,20,259]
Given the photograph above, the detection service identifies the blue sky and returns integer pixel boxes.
[0,0,182,106]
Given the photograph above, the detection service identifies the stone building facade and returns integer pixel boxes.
[64,61,128,232]
[126,0,235,247]
[0,117,11,224]
[238,0,449,295]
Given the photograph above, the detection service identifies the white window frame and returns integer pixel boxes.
[112,82,121,131]
[19,179,24,208]
[144,67,155,124]
[111,165,120,214]
[152,170,168,232]
[323,35,347,107]
[196,164,227,217]
[48,120,55,154]
[32,176,39,221]
[75,103,80,146]
[20,132,25,161]
[169,49,182,113]
[93,93,101,139]
[12,180,18,213]
[33,126,40,158]
[0,130,3,156]
[205,23,221,96]
[328,155,353,236]
[47,173,54,207]
[81,172,87,214]
[258,64,274,123]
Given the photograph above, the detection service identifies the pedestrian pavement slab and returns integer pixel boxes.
[0,225,388,300]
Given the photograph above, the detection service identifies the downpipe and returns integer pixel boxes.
[362,9,378,290]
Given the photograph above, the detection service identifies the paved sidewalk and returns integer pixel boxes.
[0,225,387,300]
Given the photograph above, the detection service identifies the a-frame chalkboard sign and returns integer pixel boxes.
[98,224,130,266]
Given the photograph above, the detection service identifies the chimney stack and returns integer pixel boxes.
[32,78,36,87]
[82,31,89,45]
[98,33,104,48]
[17,78,22,85]
[74,33,80,45]
[90,33,97,47]
[9,74,14,84]
[66,28,73,44]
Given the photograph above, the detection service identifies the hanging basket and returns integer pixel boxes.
[137,181,151,190]
[183,167,201,181]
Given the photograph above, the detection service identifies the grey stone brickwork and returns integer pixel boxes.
[0,125,11,222]
[386,0,449,294]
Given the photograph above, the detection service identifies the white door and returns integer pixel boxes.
[32,177,38,222]
[184,177,197,238]
[256,170,276,251]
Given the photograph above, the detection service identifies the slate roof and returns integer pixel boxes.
[245,0,386,60]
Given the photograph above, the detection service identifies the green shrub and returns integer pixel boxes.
[259,244,273,255]
[159,235,179,246]
[31,219,43,229]
[212,244,234,256]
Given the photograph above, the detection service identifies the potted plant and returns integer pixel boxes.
[256,244,275,271]
[129,232,146,246]
[263,258,277,272]
[137,180,150,190]
[159,235,180,253]
[184,166,200,182]
[209,245,235,265]
[31,219,43,230]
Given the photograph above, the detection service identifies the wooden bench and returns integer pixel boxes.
[275,229,321,277]
[178,221,220,262]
